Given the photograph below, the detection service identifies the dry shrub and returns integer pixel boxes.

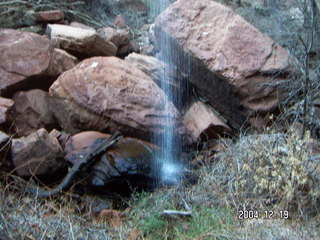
[199,129,320,218]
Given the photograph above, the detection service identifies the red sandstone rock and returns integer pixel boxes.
[124,53,190,110]
[0,97,14,127]
[0,29,52,95]
[97,27,133,56]
[46,48,78,76]
[11,128,64,177]
[183,101,232,141]
[46,24,117,57]
[64,131,158,187]
[35,10,65,23]
[155,0,293,129]
[11,89,59,137]
[49,56,185,140]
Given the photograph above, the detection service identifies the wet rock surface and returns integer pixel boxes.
[64,131,158,189]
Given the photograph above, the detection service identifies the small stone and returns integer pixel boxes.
[0,97,14,127]
[36,10,65,23]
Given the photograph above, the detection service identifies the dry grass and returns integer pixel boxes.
[1,127,320,239]
[193,129,320,218]
[0,180,114,240]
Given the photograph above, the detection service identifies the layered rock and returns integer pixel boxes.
[155,0,293,129]
[11,128,64,177]
[0,29,52,95]
[183,101,232,141]
[49,57,186,141]
[11,89,59,137]
[64,131,157,187]
[46,24,117,58]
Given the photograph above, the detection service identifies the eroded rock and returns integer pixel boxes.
[155,0,293,129]
[11,128,64,177]
[49,56,186,141]
[0,29,52,95]
[11,90,59,137]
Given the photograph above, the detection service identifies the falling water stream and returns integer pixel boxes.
[150,0,185,185]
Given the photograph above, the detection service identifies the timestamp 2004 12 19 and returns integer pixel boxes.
[238,209,289,220]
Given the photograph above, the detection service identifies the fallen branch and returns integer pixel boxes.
[28,131,122,198]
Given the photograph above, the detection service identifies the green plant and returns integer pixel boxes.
[127,190,235,239]
[173,206,235,240]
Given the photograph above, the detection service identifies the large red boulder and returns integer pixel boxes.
[155,0,293,129]
[0,29,52,95]
[49,57,188,141]
[0,29,78,96]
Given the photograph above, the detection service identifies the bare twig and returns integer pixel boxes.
[28,131,122,198]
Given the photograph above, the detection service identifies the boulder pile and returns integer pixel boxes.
[0,0,294,190]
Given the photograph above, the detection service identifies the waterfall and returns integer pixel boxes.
[150,0,184,185]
